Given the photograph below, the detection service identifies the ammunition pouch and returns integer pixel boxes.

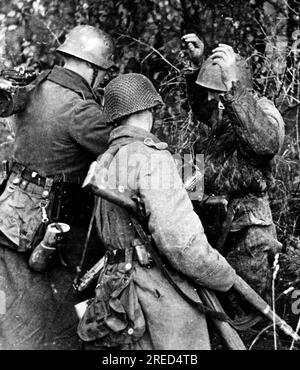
[0,171,54,252]
[9,162,93,226]
[77,246,146,347]
[0,161,93,254]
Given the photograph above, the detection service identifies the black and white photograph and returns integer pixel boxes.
[0,0,299,356]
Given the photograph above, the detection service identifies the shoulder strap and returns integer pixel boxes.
[47,73,95,101]
[27,70,51,92]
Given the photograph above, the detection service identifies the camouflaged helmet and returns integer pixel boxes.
[56,25,116,69]
[196,54,252,91]
[103,73,163,123]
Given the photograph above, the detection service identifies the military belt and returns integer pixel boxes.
[11,162,49,187]
[11,162,84,187]
[106,248,139,265]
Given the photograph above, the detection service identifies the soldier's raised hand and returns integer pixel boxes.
[211,43,237,91]
[181,33,204,67]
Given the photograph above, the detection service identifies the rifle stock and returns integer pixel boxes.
[83,180,300,346]
[89,184,145,221]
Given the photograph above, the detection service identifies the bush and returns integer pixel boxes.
[0,0,299,349]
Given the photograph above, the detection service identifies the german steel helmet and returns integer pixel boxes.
[196,54,252,91]
[56,25,116,69]
[103,73,163,123]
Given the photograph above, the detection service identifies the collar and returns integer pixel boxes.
[109,125,163,146]
[97,126,168,165]
[47,66,96,100]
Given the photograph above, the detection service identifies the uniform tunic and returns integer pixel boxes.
[14,66,110,177]
[0,66,110,349]
[78,125,236,350]
[186,73,285,295]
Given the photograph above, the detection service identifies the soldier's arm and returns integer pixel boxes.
[70,99,112,156]
[137,148,236,292]
[221,82,285,164]
[181,33,209,121]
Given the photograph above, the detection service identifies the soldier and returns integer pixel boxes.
[181,34,285,302]
[0,25,116,349]
[77,73,236,350]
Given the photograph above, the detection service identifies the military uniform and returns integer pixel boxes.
[186,70,285,297]
[14,65,110,177]
[0,65,111,349]
[77,74,236,349]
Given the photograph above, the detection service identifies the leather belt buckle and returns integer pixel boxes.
[24,170,46,187]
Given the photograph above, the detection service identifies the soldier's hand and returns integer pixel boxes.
[181,33,204,67]
[211,44,237,91]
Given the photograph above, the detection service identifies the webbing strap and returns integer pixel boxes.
[73,145,121,290]
[73,196,99,289]
[130,216,261,330]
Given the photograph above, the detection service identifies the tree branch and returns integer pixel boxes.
[117,33,181,73]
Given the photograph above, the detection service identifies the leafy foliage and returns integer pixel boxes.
[0,0,299,349]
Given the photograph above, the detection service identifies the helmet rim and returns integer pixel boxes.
[56,25,116,70]
[103,73,163,123]
[196,54,252,92]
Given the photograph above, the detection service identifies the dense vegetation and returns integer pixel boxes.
[0,0,299,349]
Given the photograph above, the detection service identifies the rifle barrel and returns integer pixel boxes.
[234,275,300,342]
[198,288,246,350]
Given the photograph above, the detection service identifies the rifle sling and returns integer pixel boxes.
[129,216,232,323]
[130,216,260,330]
[73,145,121,289]
[88,145,260,331]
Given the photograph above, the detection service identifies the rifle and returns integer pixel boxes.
[80,169,300,348]
[0,67,36,117]
[0,67,37,86]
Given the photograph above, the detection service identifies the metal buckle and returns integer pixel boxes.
[40,200,49,223]
[218,101,225,110]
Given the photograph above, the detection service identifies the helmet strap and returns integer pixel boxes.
[91,66,99,89]
[218,101,225,124]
